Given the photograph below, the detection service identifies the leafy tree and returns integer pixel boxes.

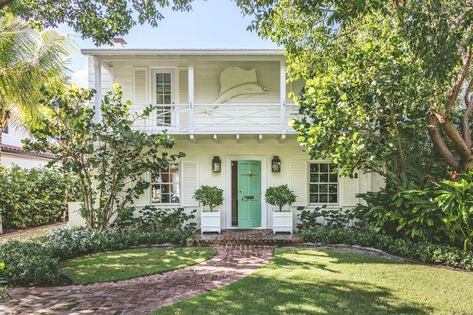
[264,184,296,211]
[24,84,184,230]
[0,15,72,160]
[1,0,194,45]
[239,0,473,174]
[193,186,223,212]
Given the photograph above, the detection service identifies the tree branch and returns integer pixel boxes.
[462,78,473,148]
[447,49,472,114]
[427,115,461,169]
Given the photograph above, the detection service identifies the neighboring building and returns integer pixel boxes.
[82,48,384,231]
[1,122,54,169]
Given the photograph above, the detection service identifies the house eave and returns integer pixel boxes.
[81,48,284,57]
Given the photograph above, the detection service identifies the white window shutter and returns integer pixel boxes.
[133,68,148,104]
[289,160,308,206]
[341,172,360,207]
[181,161,199,206]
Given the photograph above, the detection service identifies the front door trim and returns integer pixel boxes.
[225,155,267,229]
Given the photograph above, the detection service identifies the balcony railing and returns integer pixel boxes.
[130,103,299,134]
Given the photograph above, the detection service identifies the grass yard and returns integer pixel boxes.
[156,248,473,315]
[60,247,215,284]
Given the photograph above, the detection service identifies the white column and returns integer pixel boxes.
[188,63,195,133]
[93,57,102,123]
[280,59,286,133]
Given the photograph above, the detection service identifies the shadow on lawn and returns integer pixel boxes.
[161,275,430,315]
[158,249,432,315]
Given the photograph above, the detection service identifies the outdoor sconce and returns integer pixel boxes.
[212,156,221,173]
[271,156,281,173]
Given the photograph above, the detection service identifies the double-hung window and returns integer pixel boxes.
[151,163,180,204]
[309,163,339,204]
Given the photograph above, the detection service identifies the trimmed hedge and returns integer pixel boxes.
[0,166,78,230]
[299,227,473,271]
[0,227,194,286]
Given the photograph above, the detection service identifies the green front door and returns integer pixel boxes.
[237,160,261,228]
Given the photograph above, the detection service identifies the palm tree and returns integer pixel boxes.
[0,16,73,234]
[0,15,73,161]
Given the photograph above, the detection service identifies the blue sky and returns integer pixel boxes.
[59,0,277,86]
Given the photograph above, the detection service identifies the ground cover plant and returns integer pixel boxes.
[156,248,473,315]
[60,247,214,284]
[0,206,198,286]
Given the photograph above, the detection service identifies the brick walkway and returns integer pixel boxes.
[1,245,274,315]
[0,222,65,244]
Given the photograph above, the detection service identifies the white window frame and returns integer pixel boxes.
[150,68,178,128]
[308,162,340,206]
[150,162,181,206]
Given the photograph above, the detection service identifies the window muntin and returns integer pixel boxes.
[151,163,180,204]
[309,163,338,204]
[155,72,172,126]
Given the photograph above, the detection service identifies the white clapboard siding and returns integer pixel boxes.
[181,161,199,206]
[341,172,360,207]
[290,160,308,206]
[133,68,148,104]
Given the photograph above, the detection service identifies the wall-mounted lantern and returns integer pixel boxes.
[212,156,221,173]
[271,156,281,173]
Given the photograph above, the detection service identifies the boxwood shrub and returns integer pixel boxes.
[0,227,194,286]
[300,227,473,271]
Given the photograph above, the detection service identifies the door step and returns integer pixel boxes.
[186,229,303,247]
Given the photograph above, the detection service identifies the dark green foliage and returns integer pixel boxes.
[297,206,356,230]
[356,169,473,250]
[193,186,223,211]
[3,0,195,45]
[0,239,60,286]
[299,227,473,271]
[0,166,77,230]
[24,85,184,230]
[264,185,296,211]
[0,223,195,286]
[113,207,197,233]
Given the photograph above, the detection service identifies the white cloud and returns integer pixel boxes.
[70,64,88,87]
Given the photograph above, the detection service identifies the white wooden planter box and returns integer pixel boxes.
[272,210,293,234]
[201,211,221,233]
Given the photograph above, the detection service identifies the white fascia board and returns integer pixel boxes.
[81,48,284,57]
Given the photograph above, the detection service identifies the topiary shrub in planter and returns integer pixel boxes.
[265,185,297,233]
[194,186,223,233]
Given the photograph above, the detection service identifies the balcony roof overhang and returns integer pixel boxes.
[81,48,284,57]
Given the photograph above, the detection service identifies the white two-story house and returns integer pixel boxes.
[82,47,383,231]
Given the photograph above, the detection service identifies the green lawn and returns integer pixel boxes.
[60,247,215,284]
[156,248,473,315]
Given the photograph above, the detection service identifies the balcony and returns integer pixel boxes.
[130,103,299,135]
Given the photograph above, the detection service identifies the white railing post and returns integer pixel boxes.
[188,63,195,133]
[93,57,102,123]
[280,59,286,133]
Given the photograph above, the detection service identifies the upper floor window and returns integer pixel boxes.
[309,163,338,204]
[151,163,180,204]
[154,72,173,127]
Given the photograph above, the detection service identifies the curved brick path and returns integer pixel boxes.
[1,245,274,315]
